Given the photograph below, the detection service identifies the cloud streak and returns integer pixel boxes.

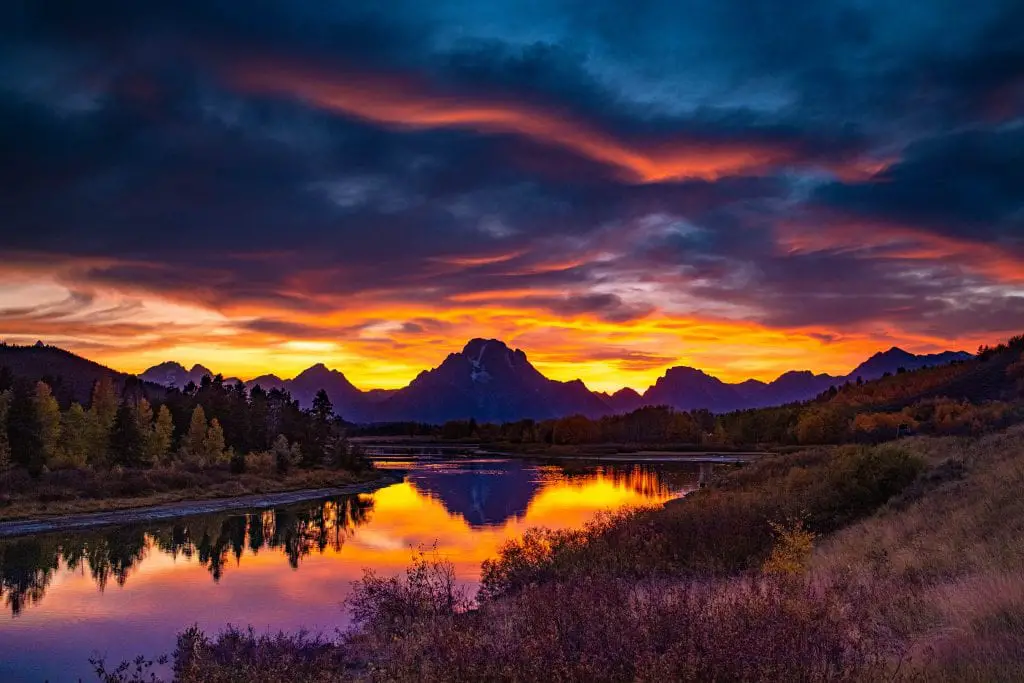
[226,61,874,183]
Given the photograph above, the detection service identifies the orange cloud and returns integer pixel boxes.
[224,61,873,183]
[0,245,1006,393]
[777,215,1024,284]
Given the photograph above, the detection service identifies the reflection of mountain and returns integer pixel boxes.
[0,495,372,616]
[407,460,542,528]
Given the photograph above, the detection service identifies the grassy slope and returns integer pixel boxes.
[813,425,1024,681]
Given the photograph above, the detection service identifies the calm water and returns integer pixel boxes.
[0,456,701,682]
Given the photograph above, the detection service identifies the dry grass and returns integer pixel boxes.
[812,425,1024,680]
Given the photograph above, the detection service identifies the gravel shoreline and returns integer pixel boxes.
[0,473,400,539]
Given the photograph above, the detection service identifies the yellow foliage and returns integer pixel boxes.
[763,520,815,575]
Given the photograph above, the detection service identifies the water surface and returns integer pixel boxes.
[0,456,700,681]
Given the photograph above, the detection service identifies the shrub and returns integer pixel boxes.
[762,519,815,575]
[345,549,470,641]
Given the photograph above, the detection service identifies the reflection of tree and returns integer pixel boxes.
[540,462,694,497]
[0,494,374,615]
[0,537,60,615]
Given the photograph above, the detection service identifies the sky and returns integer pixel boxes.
[1,1,1022,392]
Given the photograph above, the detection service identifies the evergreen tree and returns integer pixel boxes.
[185,405,208,462]
[34,381,62,468]
[202,418,227,464]
[90,377,118,429]
[7,379,44,475]
[305,389,334,466]
[88,377,119,466]
[57,403,93,469]
[110,403,145,467]
[312,389,333,423]
[133,398,156,467]
[152,405,174,465]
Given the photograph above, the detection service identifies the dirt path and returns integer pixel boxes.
[0,475,399,539]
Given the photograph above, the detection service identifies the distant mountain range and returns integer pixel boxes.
[136,339,972,423]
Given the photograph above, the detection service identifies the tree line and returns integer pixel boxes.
[0,369,369,477]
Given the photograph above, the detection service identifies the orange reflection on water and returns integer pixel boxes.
[0,462,691,679]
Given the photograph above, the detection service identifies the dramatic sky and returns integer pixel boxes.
[1,1,1022,391]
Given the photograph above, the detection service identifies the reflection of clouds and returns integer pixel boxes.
[350,528,409,552]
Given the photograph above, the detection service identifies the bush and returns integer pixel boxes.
[479,444,925,599]
[345,549,470,641]
[228,449,246,475]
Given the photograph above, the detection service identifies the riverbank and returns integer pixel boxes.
[0,466,393,526]
[159,427,1024,681]
[484,449,766,463]
[0,472,399,538]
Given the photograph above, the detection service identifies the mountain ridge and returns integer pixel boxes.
[133,340,971,422]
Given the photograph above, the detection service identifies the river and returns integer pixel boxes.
[0,455,705,681]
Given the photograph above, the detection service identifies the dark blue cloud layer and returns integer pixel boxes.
[1,0,1022,337]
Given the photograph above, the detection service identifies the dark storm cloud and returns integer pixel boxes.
[1,0,1022,344]
[815,127,1024,246]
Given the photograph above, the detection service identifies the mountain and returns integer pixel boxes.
[849,347,973,381]
[284,363,369,421]
[642,366,747,413]
[139,361,215,389]
[639,348,973,414]
[133,340,975,422]
[599,387,644,414]
[246,373,287,392]
[738,371,840,408]
[375,339,609,423]
[0,342,165,407]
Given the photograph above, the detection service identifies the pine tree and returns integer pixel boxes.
[133,398,156,466]
[88,377,119,466]
[185,405,208,462]
[57,403,93,469]
[90,377,118,429]
[7,379,44,475]
[110,403,145,468]
[306,389,334,466]
[152,405,174,465]
[202,418,227,464]
[34,381,62,469]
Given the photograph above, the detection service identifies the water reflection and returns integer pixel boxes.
[0,496,373,616]
[391,458,684,527]
[0,458,698,681]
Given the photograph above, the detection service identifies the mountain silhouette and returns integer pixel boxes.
[139,361,215,389]
[376,339,608,423]
[849,348,972,381]
[119,340,977,422]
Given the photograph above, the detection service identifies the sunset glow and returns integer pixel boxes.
[2,1,1021,393]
